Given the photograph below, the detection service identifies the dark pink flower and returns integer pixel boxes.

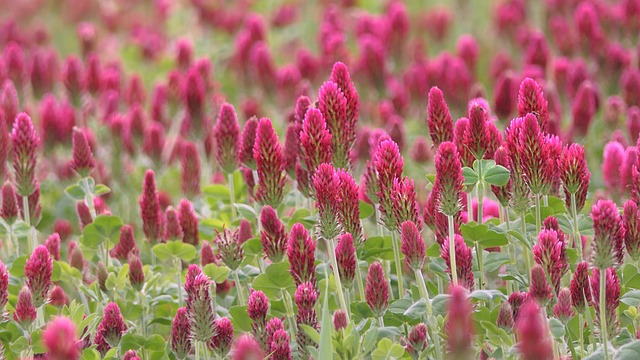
[110,225,138,261]
[164,207,183,242]
[602,141,625,195]
[283,123,300,178]
[1,181,18,224]
[591,200,625,269]
[554,288,574,324]
[446,285,474,359]
[365,262,389,318]
[238,218,253,243]
[571,80,598,137]
[518,113,551,195]
[171,307,192,359]
[25,245,53,307]
[185,272,215,342]
[239,117,258,170]
[560,143,590,211]
[214,103,241,174]
[299,108,332,178]
[128,253,144,291]
[232,335,264,360]
[260,206,287,262]
[210,317,234,356]
[407,322,428,356]
[180,141,200,198]
[410,136,432,164]
[11,113,39,197]
[13,286,37,329]
[590,268,621,337]
[624,199,640,262]
[122,350,140,360]
[142,122,165,164]
[494,71,518,120]
[269,329,293,360]
[516,301,554,360]
[426,86,454,146]
[313,163,341,240]
[374,140,404,229]
[139,170,164,243]
[464,101,489,159]
[496,302,514,330]
[441,234,474,290]
[45,232,61,261]
[571,261,592,313]
[533,229,567,294]
[434,141,464,216]
[391,177,422,232]
[253,118,285,207]
[201,241,215,266]
[71,127,95,177]
[287,223,316,287]
[400,220,426,271]
[43,317,80,360]
[0,261,7,312]
[98,302,127,347]
[336,169,363,245]
[182,67,206,131]
[335,233,356,288]
[62,56,85,105]
[216,228,243,270]
[178,199,199,246]
[529,264,553,306]
[49,285,69,307]
[265,317,284,353]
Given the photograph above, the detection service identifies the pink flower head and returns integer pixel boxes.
[1,181,18,224]
[287,223,316,287]
[533,229,567,293]
[623,70,640,108]
[171,307,192,359]
[128,253,144,291]
[110,225,138,261]
[560,143,590,211]
[590,268,621,337]
[182,67,206,131]
[442,234,474,290]
[13,286,37,328]
[624,199,640,262]
[232,334,264,360]
[0,115,9,179]
[519,113,551,195]
[164,206,183,242]
[180,141,200,198]
[627,107,640,144]
[427,86,454,146]
[400,220,426,271]
[446,285,474,358]
[210,317,233,356]
[178,199,199,246]
[602,141,625,195]
[434,141,464,216]
[122,350,140,360]
[247,289,269,343]
[253,118,285,207]
[391,177,422,232]
[201,241,215,266]
[214,103,241,174]
[330,62,359,132]
[407,323,428,356]
[464,101,489,159]
[98,303,127,347]
[43,317,80,360]
[554,288,574,324]
[260,205,287,262]
[295,282,319,329]
[239,117,259,170]
[139,170,164,243]
[313,163,341,240]
[299,107,332,181]
[529,264,553,306]
[49,285,69,307]
[45,232,61,261]
[269,329,293,360]
[294,95,312,127]
[11,113,39,197]
[215,228,243,270]
[62,56,85,105]
[239,218,253,243]
[25,245,53,307]
[571,261,592,313]
[591,199,625,269]
[335,233,356,288]
[185,272,215,342]
[319,80,352,169]
[571,80,598,137]
[265,317,284,352]
[410,136,432,164]
[496,302,514,330]
[517,78,549,132]
[283,123,300,178]
[366,262,389,318]
[374,140,404,229]
[0,261,7,312]
[71,127,95,177]
[457,34,479,73]
[333,309,348,331]
[516,300,554,360]
[142,122,165,164]
[336,169,363,245]
[494,71,518,120]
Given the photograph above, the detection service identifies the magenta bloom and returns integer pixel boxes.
[624,199,640,262]
[516,301,554,360]
[602,141,625,195]
[529,264,553,306]
[446,285,474,359]
[365,262,389,318]
[554,288,574,324]
[164,207,183,242]
[11,113,39,197]
[391,177,422,232]
[128,253,145,291]
[43,317,80,360]
[171,307,192,359]
[374,140,404,229]
[286,223,316,287]
[178,199,199,246]
[434,141,464,216]
[496,302,514,330]
[71,127,95,177]
[571,81,598,137]
[570,261,592,313]
[253,118,286,207]
[295,281,318,331]
[407,323,428,356]
[533,229,567,293]
[333,310,348,331]
[110,225,138,261]
[50,285,69,307]
[400,220,426,271]
[209,317,234,356]
[442,234,474,290]
[560,143,590,211]
[260,205,287,262]
[0,261,7,312]
[299,107,332,178]
[493,71,518,119]
[139,170,164,243]
[518,113,552,194]
[330,62,359,140]
[1,180,18,224]
[313,163,341,240]
[248,289,269,346]
[427,86,454,146]
[590,268,621,337]
[13,286,37,328]
[336,169,363,245]
[185,272,216,342]
[283,123,300,178]
[232,334,264,360]
[318,80,351,169]
[265,317,284,353]
[591,200,625,269]
[517,77,549,132]
[464,102,489,159]
[215,228,243,270]
[239,117,258,170]
[214,103,241,174]
[97,303,127,347]
[269,329,293,360]
[335,233,356,288]
[180,141,200,198]
[25,245,53,307]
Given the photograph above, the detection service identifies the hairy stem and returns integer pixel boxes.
[327,237,350,321]
[391,231,405,297]
[600,269,609,360]
[447,215,458,286]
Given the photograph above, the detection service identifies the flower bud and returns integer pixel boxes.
[11,113,39,197]
[591,200,625,269]
[253,118,285,207]
[400,220,426,271]
[286,223,316,287]
[13,286,37,328]
[260,206,287,262]
[178,199,199,246]
[446,285,474,359]
[516,300,554,360]
[171,308,192,359]
[210,317,234,356]
[365,262,389,318]
[43,317,80,360]
[214,103,241,174]
[25,245,53,307]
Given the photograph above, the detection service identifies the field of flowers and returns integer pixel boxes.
[1,0,640,359]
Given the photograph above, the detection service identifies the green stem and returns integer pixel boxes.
[23,195,33,255]
[176,258,183,307]
[477,161,483,223]
[327,238,350,321]
[570,193,583,261]
[375,205,384,237]
[504,208,514,294]
[234,270,245,304]
[600,269,609,360]
[467,192,473,224]
[534,194,541,234]
[578,313,585,359]
[282,289,297,336]
[378,316,385,327]
[195,340,201,360]
[520,211,532,275]
[475,242,485,290]
[391,231,405,298]
[584,293,596,348]
[354,252,366,302]
[414,269,443,359]
[447,215,458,286]
[228,173,236,220]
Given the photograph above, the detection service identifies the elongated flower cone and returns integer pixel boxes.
[453,118,474,168]
[554,288,574,324]
[464,102,489,159]
[560,143,590,211]
[110,225,138,261]
[171,307,192,360]
[210,317,234,356]
[434,141,464,216]
[14,286,36,328]
[591,268,621,337]
[247,289,269,346]
[375,140,404,229]
[365,262,389,318]
[407,323,427,357]
[592,200,625,269]
[50,285,69,307]
[313,163,341,240]
[98,303,127,347]
[446,285,474,359]
[491,146,512,207]
[239,117,258,170]
[122,350,140,360]
[336,169,363,246]
[391,176,422,232]
[516,300,554,360]
[139,170,164,243]
[265,317,284,353]
[0,262,7,313]
[603,141,625,195]
[335,233,356,288]
[333,310,348,331]
[43,317,80,360]
[299,108,332,178]
[260,205,287,262]
[400,220,426,271]
[496,301,514,330]
[624,199,640,262]
[128,253,144,291]
[330,62,359,132]
[442,234,474,289]
[25,245,53,307]
[185,272,216,342]
[201,241,215,266]
[182,67,205,131]
[180,141,200,198]
[519,113,551,194]
[232,334,264,360]
[0,116,9,180]
[493,71,518,120]
[427,86,454,146]
[571,261,592,313]
[214,103,240,174]
[216,228,243,270]
[11,113,39,197]
[572,81,598,137]
[283,123,300,178]
[1,81,19,130]
[533,229,567,294]
[269,329,293,360]
[529,264,553,306]
[504,117,532,213]
[253,118,286,207]
[178,199,199,246]
[1,181,18,224]
[287,223,316,287]
[142,123,165,164]
[294,95,312,127]
[238,218,253,244]
[295,282,319,333]
[318,80,351,169]
[361,160,380,204]
[164,207,183,242]
[71,127,95,177]
[517,77,549,132]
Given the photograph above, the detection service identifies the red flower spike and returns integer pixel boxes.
[209,317,233,356]
[427,86,454,146]
[286,223,316,287]
[529,264,553,306]
[13,286,37,329]
[624,199,640,262]
[391,177,422,233]
[446,286,474,359]
[239,117,259,170]
[533,229,567,294]
[253,118,286,207]
[265,317,284,353]
[0,115,10,179]
[214,103,241,174]
[318,80,352,169]
[365,262,389,318]
[98,302,127,347]
[442,234,474,290]
[62,56,85,105]
[238,218,253,244]
[294,281,318,326]
[496,302,514,330]
[247,289,269,345]
[333,310,348,331]
[591,200,625,269]
[603,141,625,195]
[260,206,287,262]
[330,62,359,134]
[269,329,293,360]
[407,323,428,356]
[1,181,19,224]
[215,228,243,270]
[178,199,199,246]
[516,301,554,360]
[49,285,69,307]
[299,108,332,178]
[139,170,164,243]
[25,245,53,307]
[494,71,518,120]
[554,288,574,324]
[45,233,61,261]
[1,80,18,129]
[0,262,7,312]
[122,350,140,360]
[180,142,200,198]
[313,163,341,240]
[171,307,192,360]
[518,113,550,195]
[128,253,144,291]
[294,95,312,127]
[232,335,264,360]
[43,317,79,360]
[434,141,464,216]
[410,136,432,164]
[71,127,95,177]
[335,233,356,288]
[182,67,206,132]
[590,268,621,337]
[164,207,183,242]
[400,220,426,271]
[374,140,404,229]
[185,273,216,342]
[142,122,165,165]
[361,160,380,204]
[464,102,489,159]
[518,77,549,132]
[76,202,93,229]
[110,225,138,261]
[571,81,598,137]
[336,169,363,246]
[11,113,39,197]
[201,241,215,266]
[571,261,592,313]
[560,143,590,211]
[623,70,640,108]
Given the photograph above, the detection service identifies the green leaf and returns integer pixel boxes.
[93,184,111,196]
[120,332,147,351]
[299,324,320,345]
[615,340,640,360]
[359,236,395,260]
[203,263,231,283]
[65,184,86,200]
[483,253,510,273]
[81,215,123,248]
[404,299,427,320]
[548,318,566,338]
[362,325,378,353]
[359,201,375,219]
[229,305,251,333]
[318,272,334,359]
[426,243,442,257]
[235,203,257,221]
[203,184,230,199]
[10,255,27,277]
[469,290,504,302]
[460,222,508,247]
[288,208,311,227]
[622,290,640,307]
[484,165,510,186]
[152,241,197,262]
[372,338,405,360]
[462,167,478,186]
[242,238,262,257]
[81,349,101,360]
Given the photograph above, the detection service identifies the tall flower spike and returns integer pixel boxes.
[210,317,234,356]
[164,207,183,242]
[530,264,553,306]
[516,301,554,360]
[1,181,19,224]
[441,234,474,290]
[554,288,574,324]
[299,108,332,177]
[318,80,351,169]
[336,169,363,246]
[286,223,316,287]
[294,281,318,356]
[232,335,264,360]
[178,199,199,246]
[239,117,258,170]
[43,317,80,360]
[504,117,532,213]
[624,199,640,262]
[330,62,359,139]
[517,77,549,132]
[13,286,37,329]
[25,245,53,307]
[45,233,61,261]
[110,225,138,261]
[533,229,567,293]
[180,142,200,198]
[11,113,39,197]
[570,261,592,313]
[453,118,474,168]
[602,141,625,195]
[253,118,286,207]
[139,170,164,243]
[519,113,551,194]
[365,262,389,318]
[247,290,269,347]
[560,143,590,212]
[98,303,127,347]
[591,268,621,337]
[171,308,192,360]
[283,123,300,178]
[374,140,404,230]
[434,141,464,216]
[71,127,95,177]
[214,103,241,174]
[427,86,454,146]
[128,253,144,291]
[215,228,243,270]
[464,102,488,159]
[201,241,215,266]
[496,302,514,330]
[391,176,422,232]
[335,233,356,288]
[260,206,287,262]
[313,163,341,240]
[446,286,474,360]
[269,329,293,360]
[591,200,625,269]
[294,95,312,127]
[185,273,216,342]
[0,262,8,313]
[571,81,598,137]
[400,220,426,271]
[407,323,428,357]
[0,116,9,180]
